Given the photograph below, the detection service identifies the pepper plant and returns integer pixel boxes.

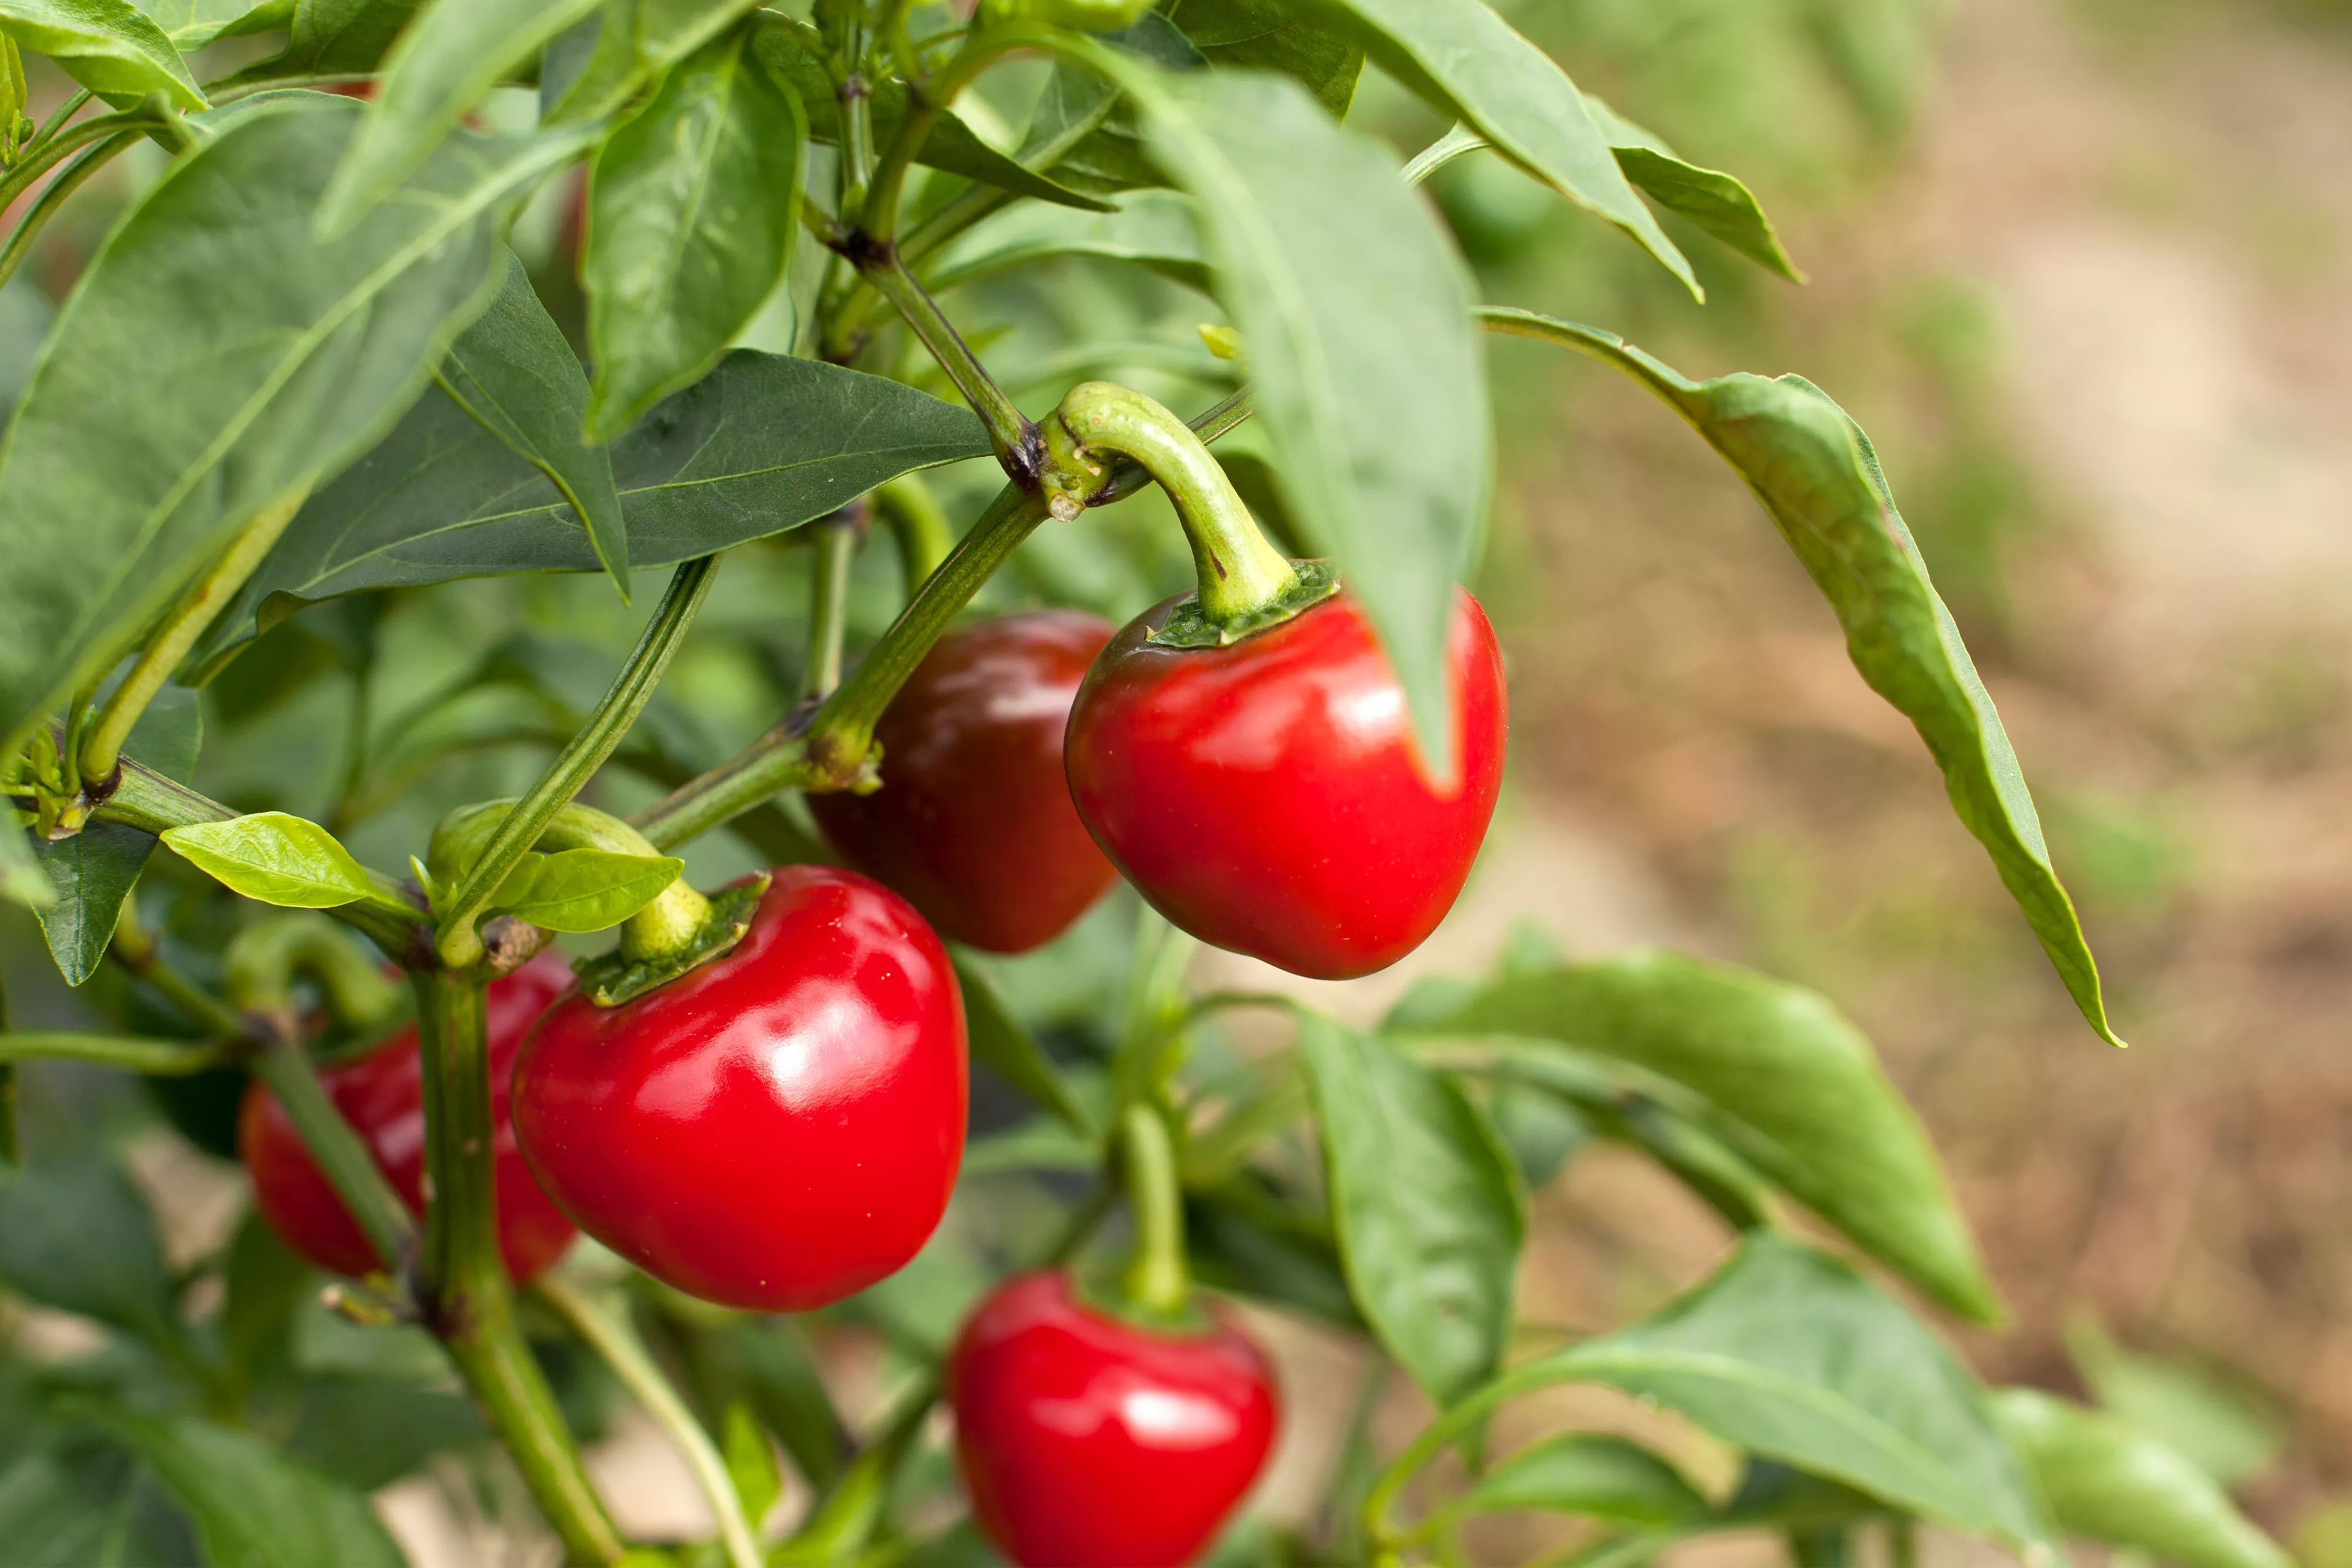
[0,1,2295,1565]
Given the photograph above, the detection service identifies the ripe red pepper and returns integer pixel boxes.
[1065,587,1508,979]
[512,867,967,1312]
[810,610,1118,954]
[950,1271,1278,1568]
[239,953,576,1282]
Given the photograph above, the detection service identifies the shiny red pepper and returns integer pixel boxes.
[950,1271,1279,1568]
[511,867,967,1312]
[1065,587,1508,979]
[239,953,577,1282]
[810,610,1118,954]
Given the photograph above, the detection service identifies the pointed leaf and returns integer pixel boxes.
[1481,310,2121,1048]
[489,846,681,932]
[161,811,382,909]
[1455,1434,1709,1529]
[93,1412,406,1568]
[0,0,203,110]
[929,189,1210,294]
[1581,95,1802,283]
[0,1146,181,1348]
[543,0,762,123]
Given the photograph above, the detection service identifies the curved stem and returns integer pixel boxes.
[0,1031,239,1074]
[858,25,1040,247]
[873,473,953,598]
[536,1275,764,1568]
[1117,1104,1189,1316]
[0,106,158,219]
[222,911,404,1027]
[803,514,858,701]
[413,968,624,1566]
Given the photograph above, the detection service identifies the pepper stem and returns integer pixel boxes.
[1117,1102,1190,1318]
[1046,382,1297,627]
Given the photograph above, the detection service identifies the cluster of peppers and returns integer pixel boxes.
[239,384,1509,1568]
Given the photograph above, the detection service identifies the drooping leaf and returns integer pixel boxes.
[1299,0,1695,297]
[583,25,804,439]
[1480,310,2122,1048]
[161,811,383,910]
[196,352,990,662]
[439,250,630,595]
[1093,54,1488,780]
[928,189,1210,294]
[1296,1012,1521,1403]
[1411,950,1999,1322]
[1580,95,1803,283]
[0,0,204,109]
[0,96,575,768]
[0,1146,182,1348]
[1993,1389,2288,1568]
[209,0,415,87]
[130,0,283,49]
[1452,1434,1709,1529]
[2064,1316,2284,1487]
[543,0,762,122]
[93,1411,406,1568]
[953,955,1095,1136]
[488,846,682,932]
[316,0,602,233]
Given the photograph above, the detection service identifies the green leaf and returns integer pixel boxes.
[129,0,283,49]
[0,0,204,111]
[93,1412,406,1568]
[1300,0,1695,297]
[0,96,576,767]
[218,1211,310,1395]
[487,845,681,932]
[1184,1172,1361,1328]
[316,0,601,233]
[161,811,383,910]
[929,188,1210,294]
[1296,1011,1521,1403]
[0,1146,181,1348]
[1101,56,1488,781]
[1174,0,1363,116]
[288,1378,483,1490]
[1993,1389,2288,1568]
[1480,310,2122,1049]
[583,25,804,440]
[2063,1318,2282,1487]
[722,1402,780,1526]
[1451,1434,1709,1529]
[210,0,413,87]
[440,250,629,596]
[0,1442,183,1567]
[196,351,989,663]
[543,0,762,123]
[953,954,1095,1136]
[1411,950,1999,1322]
[1580,95,1803,283]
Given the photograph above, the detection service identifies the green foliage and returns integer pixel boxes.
[0,0,203,109]
[1445,1433,1710,1529]
[93,1410,407,1568]
[483,846,682,931]
[161,811,390,910]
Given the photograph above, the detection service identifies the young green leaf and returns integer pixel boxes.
[1299,0,1696,297]
[583,26,804,440]
[131,0,286,50]
[1480,310,2122,1050]
[0,0,205,110]
[1580,95,1803,283]
[1993,1389,2289,1568]
[440,250,630,596]
[92,1410,406,1568]
[487,846,681,932]
[161,811,383,910]
[1296,1011,1522,1404]
[209,0,414,89]
[928,189,1211,295]
[543,0,763,122]
[1448,1433,1709,1529]
[0,96,576,771]
[316,0,602,234]
[954,954,1097,1136]
[721,1403,781,1526]
[0,1146,183,1349]
[1409,950,2000,1322]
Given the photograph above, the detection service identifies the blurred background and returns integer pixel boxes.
[6,0,2352,1560]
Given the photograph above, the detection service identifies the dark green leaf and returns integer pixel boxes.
[0,96,574,765]
[1300,0,1694,296]
[1452,1434,1708,1529]
[1483,1081,1589,1191]
[1412,950,1999,1321]
[1581,95,1803,283]
[130,0,282,49]
[1184,1173,1360,1328]
[1993,1389,2288,1568]
[198,351,989,662]
[218,1211,310,1394]
[1479,311,2122,1048]
[210,0,413,86]
[316,0,601,232]
[0,1442,185,1567]
[440,250,629,595]
[2064,1317,2284,1487]
[928,189,1210,294]
[489,846,681,932]
[584,26,804,439]
[1172,0,1363,116]
[0,1146,181,1348]
[288,1378,484,1490]
[95,1411,406,1568]
[954,954,1095,1136]
[1104,57,1488,779]
[161,812,382,909]
[1720,1461,1890,1526]
[1296,1012,1521,1403]
[721,1402,780,1526]
[0,0,203,109]
[543,0,761,123]
[1603,1093,1773,1232]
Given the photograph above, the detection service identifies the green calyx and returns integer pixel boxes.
[573,872,768,1008]
[1148,557,1342,649]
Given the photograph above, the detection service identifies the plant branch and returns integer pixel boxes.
[803,512,858,700]
[249,1018,419,1271]
[873,473,954,597]
[0,1031,239,1074]
[1117,1103,1188,1316]
[860,252,1040,482]
[0,105,161,217]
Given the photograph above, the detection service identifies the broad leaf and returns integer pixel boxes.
[0,96,574,768]
[316,0,601,233]
[440,250,629,595]
[95,1412,406,1568]
[211,0,415,86]
[1095,55,1488,780]
[928,189,1210,295]
[543,0,763,123]
[1453,1434,1708,1529]
[197,352,990,662]
[1301,0,1696,297]
[1175,0,1362,115]
[1481,310,2122,1048]
[1581,96,1802,283]
[0,1443,183,1567]
[161,811,382,909]
[953,954,1095,1135]
[584,25,804,439]
[1297,1012,1521,1403]
[0,0,203,110]
[1414,950,1999,1321]
[0,1146,181,1348]
[1994,1389,2287,1568]
[131,0,282,49]
[489,846,681,932]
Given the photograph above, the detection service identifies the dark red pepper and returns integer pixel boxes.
[810,610,1118,954]
[239,952,576,1282]
[511,867,967,1312]
[950,1271,1278,1568]
[1064,587,1508,979]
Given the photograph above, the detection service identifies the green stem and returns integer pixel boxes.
[536,1275,763,1568]
[248,1021,417,1272]
[413,968,624,1566]
[223,911,405,1029]
[857,25,1039,247]
[803,514,857,701]
[433,556,719,967]
[0,106,158,219]
[1117,1104,1188,1316]
[873,474,953,599]
[29,88,93,152]
[0,1031,238,1074]
[0,130,129,295]
[0,968,14,1168]
[861,253,1038,481]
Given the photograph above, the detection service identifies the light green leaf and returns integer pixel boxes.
[722,1403,781,1527]
[928,189,1210,294]
[584,25,804,440]
[0,96,577,769]
[131,0,283,49]
[2066,1317,2283,1487]
[542,0,761,123]
[1580,95,1803,283]
[1297,1011,1522,1403]
[1480,310,2122,1049]
[440,250,629,595]
[1301,0,1695,297]
[94,1411,406,1568]
[0,1146,182,1348]
[488,846,681,932]
[317,0,600,233]
[0,0,203,110]
[953,954,1095,1136]
[1411,950,1999,1322]
[161,811,383,909]
[1452,1434,1709,1529]
[1994,1389,2288,1568]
